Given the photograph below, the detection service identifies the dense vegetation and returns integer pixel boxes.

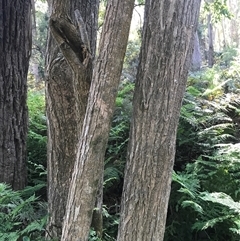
[1,0,240,240]
[1,49,240,240]
[166,59,240,241]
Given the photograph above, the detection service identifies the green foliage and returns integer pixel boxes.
[102,206,120,241]
[218,46,238,66]
[98,1,107,29]
[223,55,240,91]
[166,170,240,241]
[102,81,134,240]
[26,82,132,240]
[89,229,102,241]
[176,66,240,169]
[194,144,240,199]
[102,63,240,241]
[89,206,119,241]
[30,2,48,80]
[168,147,240,241]
[203,0,233,22]
[105,81,133,184]
[0,183,48,241]
[166,64,240,241]
[27,91,47,186]
[136,0,145,4]
[123,38,141,82]
[25,48,240,241]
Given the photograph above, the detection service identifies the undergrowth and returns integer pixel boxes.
[165,62,240,241]
[0,183,49,241]
[14,54,240,240]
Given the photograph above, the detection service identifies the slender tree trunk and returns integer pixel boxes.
[31,0,37,36]
[208,14,214,67]
[0,0,31,190]
[192,31,202,71]
[45,0,99,238]
[117,1,201,241]
[30,0,40,82]
[61,0,135,240]
[221,19,227,48]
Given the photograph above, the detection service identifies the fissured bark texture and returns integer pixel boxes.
[117,1,201,241]
[45,0,99,238]
[0,0,31,190]
[61,0,134,240]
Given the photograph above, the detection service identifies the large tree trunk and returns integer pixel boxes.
[0,0,31,190]
[61,0,135,240]
[117,1,201,241]
[45,0,99,238]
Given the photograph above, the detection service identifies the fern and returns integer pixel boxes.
[168,142,240,240]
[167,66,240,240]
[0,183,48,240]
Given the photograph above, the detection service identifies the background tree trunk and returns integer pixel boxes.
[30,0,40,82]
[208,14,214,67]
[61,0,135,240]
[192,31,202,71]
[0,0,31,190]
[45,0,99,238]
[117,1,201,241]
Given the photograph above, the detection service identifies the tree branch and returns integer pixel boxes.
[74,9,91,67]
[49,12,91,71]
[74,10,90,51]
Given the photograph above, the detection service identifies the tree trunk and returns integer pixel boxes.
[117,1,201,241]
[45,0,99,238]
[30,0,40,82]
[191,31,202,71]
[91,174,103,237]
[207,14,214,67]
[61,0,135,240]
[0,0,31,190]
[31,0,37,37]
[221,19,227,48]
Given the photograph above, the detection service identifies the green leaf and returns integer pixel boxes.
[23,236,31,241]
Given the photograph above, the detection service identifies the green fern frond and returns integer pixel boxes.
[172,171,200,198]
[181,200,203,213]
[200,192,240,214]
[193,215,235,231]
[0,183,47,240]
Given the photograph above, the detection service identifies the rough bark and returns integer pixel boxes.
[117,1,201,241]
[61,0,135,240]
[0,0,31,190]
[91,174,103,237]
[45,0,99,238]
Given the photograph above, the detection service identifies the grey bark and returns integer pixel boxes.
[192,31,202,71]
[61,0,135,240]
[45,0,99,238]
[0,0,32,190]
[208,14,214,67]
[117,0,201,240]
